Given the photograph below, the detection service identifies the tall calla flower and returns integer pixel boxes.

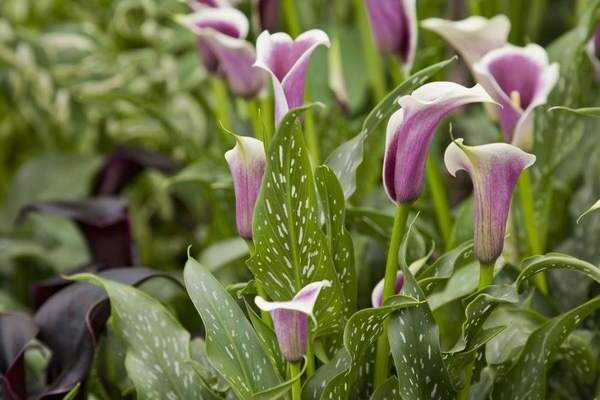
[365,0,417,73]
[586,25,600,81]
[422,15,510,67]
[254,30,330,125]
[444,139,535,264]
[179,8,265,98]
[473,44,559,150]
[383,82,496,203]
[225,135,266,240]
[371,272,403,307]
[255,281,331,362]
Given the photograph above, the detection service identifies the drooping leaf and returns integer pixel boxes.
[549,106,600,119]
[515,253,600,287]
[248,105,346,335]
[315,165,357,313]
[303,296,419,400]
[492,296,600,400]
[34,268,165,399]
[71,272,216,400]
[326,57,456,199]
[183,255,282,399]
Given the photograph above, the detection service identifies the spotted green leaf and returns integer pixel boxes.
[303,296,420,399]
[315,165,357,313]
[248,105,345,335]
[492,296,600,400]
[515,253,600,287]
[369,376,401,400]
[326,57,456,199]
[183,256,282,399]
[70,273,216,400]
[388,222,455,400]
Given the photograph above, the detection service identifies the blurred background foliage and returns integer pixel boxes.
[0,0,599,318]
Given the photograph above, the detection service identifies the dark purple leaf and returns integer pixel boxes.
[92,148,177,196]
[0,312,38,400]
[30,265,97,310]
[34,268,173,399]
[18,198,136,269]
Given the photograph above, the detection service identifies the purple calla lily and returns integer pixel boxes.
[179,8,265,98]
[473,44,559,150]
[586,25,600,81]
[254,29,330,125]
[225,136,266,240]
[383,81,496,204]
[422,15,510,68]
[365,0,417,73]
[0,313,38,400]
[444,139,535,264]
[255,280,331,362]
[371,271,403,307]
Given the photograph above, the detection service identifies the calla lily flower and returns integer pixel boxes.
[444,139,536,264]
[586,25,600,81]
[225,135,266,240]
[383,81,496,203]
[188,0,239,10]
[371,271,403,307]
[473,44,559,150]
[255,280,331,362]
[179,8,265,98]
[422,15,510,67]
[254,29,330,125]
[365,0,417,73]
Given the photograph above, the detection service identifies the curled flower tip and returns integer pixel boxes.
[371,271,404,308]
[255,280,331,361]
[444,139,535,264]
[179,8,265,97]
[254,29,330,125]
[383,81,497,204]
[422,15,510,67]
[365,0,417,73]
[473,44,559,150]
[586,24,600,82]
[224,136,266,240]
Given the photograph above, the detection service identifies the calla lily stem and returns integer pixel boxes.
[288,361,302,400]
[517,169,549,294]
[211,77,231,133]
[426,155,453,250]
[478,261,495,289]
[353,0,386,100]
[373,203,410,389]
[304,88,321,163]
[282,0,301,37]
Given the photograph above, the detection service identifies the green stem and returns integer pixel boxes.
[426,156,453,250]
[353,0,386,100]
[389,57,405,87]
[457,360,474,400]
[282,0,301,36]
[210,77,231,130]
[288,361,302,400]
[479,261,495,289]
[517,169,548,294]
[303,88,320,163]
[373,203,410,389]
[509,0,525,44]
[305,336,315,377]
[260,94,273,146]
[246,100,264,142]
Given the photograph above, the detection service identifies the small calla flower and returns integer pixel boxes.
[365,0,417,73]
[473,44,559,150]
[179,8,265,98]
[444,139,536,264]
[225,135,266,240]
[371,271,404,307]
[255,280,331,362]
[254,30,330,125]
[586,25,600,81]
[422,15,510,67]
[383,81,496,203]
